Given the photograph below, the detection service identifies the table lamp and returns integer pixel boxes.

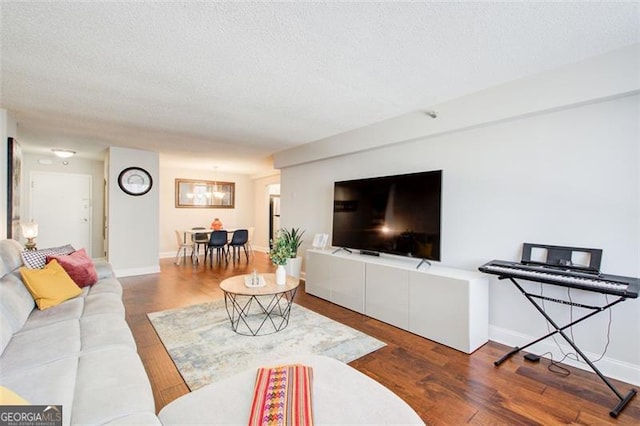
[21,222,39,251]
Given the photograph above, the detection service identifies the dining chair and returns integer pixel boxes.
[207,230,229,264]
[191,227,209,258]
[246,227,255,258]
[174,230,197,265]
[227,228,249,262]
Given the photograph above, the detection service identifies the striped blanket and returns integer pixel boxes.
[248,364,313,426]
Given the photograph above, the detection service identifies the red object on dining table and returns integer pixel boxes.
[211,218,223,230]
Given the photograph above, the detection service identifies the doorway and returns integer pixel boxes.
[29,171,92,254]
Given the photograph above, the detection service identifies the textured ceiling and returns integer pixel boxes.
[1,1,638,175]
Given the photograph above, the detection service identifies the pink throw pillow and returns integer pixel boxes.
[46,248,98,288]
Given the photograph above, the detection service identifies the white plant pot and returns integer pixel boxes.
[285,256,303,279]
[276,265,287,285]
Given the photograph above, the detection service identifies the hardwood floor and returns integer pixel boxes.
[121,252,639,425]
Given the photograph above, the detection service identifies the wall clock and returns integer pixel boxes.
[118,167,153,196]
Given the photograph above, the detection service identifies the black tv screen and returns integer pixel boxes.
[332,170,442,261]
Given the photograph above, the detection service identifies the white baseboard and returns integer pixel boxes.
[115,265,161,278]
[489,325,640,386]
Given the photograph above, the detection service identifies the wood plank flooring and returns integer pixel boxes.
[121,252,640,425]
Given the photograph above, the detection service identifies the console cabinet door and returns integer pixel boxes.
[330,257,365,313]
[305,251,331,300]
[408,272,471,353]
[365,263,409,329]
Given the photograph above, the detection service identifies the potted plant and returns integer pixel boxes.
[280,227,305,278]
[281,228,304,255]
[269,233,294,284]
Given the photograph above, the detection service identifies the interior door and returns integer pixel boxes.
[30,171,92,255]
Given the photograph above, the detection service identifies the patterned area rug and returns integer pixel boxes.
[147,299,386,390]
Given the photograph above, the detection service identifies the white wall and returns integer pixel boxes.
[107,146,160,276]
[158,162,255,257]
[275,48,640,385]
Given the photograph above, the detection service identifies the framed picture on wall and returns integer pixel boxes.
[7,137,22,239]
[175,178,235,208]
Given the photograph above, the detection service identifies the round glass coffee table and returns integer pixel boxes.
[219,273,300,336]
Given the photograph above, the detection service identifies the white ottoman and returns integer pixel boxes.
[159,355,423,425]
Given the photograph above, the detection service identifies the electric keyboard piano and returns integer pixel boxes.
[479,260,639,298]
[478,243,638,417]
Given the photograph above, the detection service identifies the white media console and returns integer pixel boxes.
[305,248,489,354]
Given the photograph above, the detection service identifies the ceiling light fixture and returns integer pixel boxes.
[52,148,76,158]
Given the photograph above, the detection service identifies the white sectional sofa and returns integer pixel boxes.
[0,239,160,425]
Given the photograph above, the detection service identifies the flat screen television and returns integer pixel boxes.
[332,170,442,261]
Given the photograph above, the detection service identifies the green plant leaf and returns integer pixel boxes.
[270,227,305,261]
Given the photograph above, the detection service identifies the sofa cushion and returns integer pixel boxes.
[0,239,24,278]
[1,320,81,374]
[86,277,123,297]
[21,244,75,269]
[0,386,30,404]
[20,260,82,310]
[72,348,157,425]
[0,272,36,354]
[21,297,85,332]
[0,357,78,426]
[103,412,161,425]
[80,315,137,350]
[47,248,98,288]
[0,313,13,359]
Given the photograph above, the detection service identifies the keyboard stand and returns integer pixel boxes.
[495,276,637,418]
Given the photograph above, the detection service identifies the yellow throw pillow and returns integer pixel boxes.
[0,386,30,405]
[20,259,82,310]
